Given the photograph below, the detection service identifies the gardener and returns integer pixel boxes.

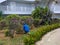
[23,23,30,34]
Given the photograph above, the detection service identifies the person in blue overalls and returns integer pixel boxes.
[23,23,30,34]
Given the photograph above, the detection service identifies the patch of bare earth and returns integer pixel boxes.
[0,30,23,40]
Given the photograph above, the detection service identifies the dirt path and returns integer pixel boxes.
[0,30,23,40]
[0,32,5,38]
[35,28,60,45]
[0,30,9,40]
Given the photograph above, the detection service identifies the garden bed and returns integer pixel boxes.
[22,23,60,45]
[0,23,60,45]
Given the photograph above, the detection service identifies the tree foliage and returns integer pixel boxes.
[0,11,3,20]
[32,6,52,25]
[32,6,43,19]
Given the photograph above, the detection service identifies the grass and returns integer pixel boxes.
[0,36,24,45]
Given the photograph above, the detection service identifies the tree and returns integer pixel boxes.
[6,14,21,38]
[40,7,52,25]
[32,6,44,19]
[32,6,52,25]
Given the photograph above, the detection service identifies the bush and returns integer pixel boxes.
[0,11,3,21]
[32,7,49,19]
[5,14,21,29]
[4,15,34,35]
[23,23,60,45]
[32,6,52,25]
[4,14,22,38]
[0,19,7,30]
[5,14,20,20]
[32,6,43,19]
[33,19,40,27]
[20,16,34,26]
[5,29,10,37]
[5,29,15,38]
[52,18,60,24]
[16,24,23,34]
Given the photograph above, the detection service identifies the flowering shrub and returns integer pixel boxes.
[20,16,34,26]
[4,14,21,38]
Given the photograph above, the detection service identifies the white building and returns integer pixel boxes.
[0,0,38,15]
[0,0,49,15]
[49,0,60,19]
[0,0,60,18]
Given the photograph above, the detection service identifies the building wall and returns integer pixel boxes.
[49,1,60,19]
[7,0,35,2]
[52,14,60,19]
[0,1,35,14]
[0,0,49,15]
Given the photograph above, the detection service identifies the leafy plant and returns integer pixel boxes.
[5,29,10,37]
[0,19,7,30]
[32,6,52,25]
[5,14,21,38]
[0,11,3,20]
[32,6,43,19]
[23,23,60,45]
[20,16,34,26]
[33,19,40,27]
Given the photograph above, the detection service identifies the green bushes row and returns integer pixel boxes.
[23,23,60,45]
[33,19,40,27]
[0,14,34,30]
[0,14,35,37]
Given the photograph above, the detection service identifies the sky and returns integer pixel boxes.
[0,0,6,3]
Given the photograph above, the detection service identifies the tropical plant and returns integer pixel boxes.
[32,6,44,19]
[32,6,52,25]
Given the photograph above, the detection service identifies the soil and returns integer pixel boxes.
[0,30,6,39]
[0,30,24,40]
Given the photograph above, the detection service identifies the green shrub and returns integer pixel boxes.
[16,24,23,34]
[52,18,60,24]
[32,6,52,25]
[0,19,7,30]
[5,14,20,20]
[5,29,10,37]
[23,23,60,45]
[32,6,43,19]
[0,11,3,21]
[32,6,49,19]
[33,19,40,27]
[20,16,34,26]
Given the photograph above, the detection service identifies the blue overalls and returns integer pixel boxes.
[23,24,30,33]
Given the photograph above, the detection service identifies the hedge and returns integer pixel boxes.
[22,23,60,45]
